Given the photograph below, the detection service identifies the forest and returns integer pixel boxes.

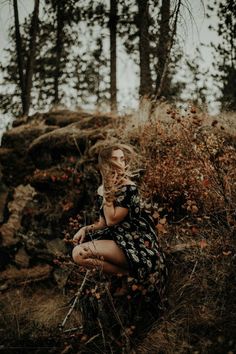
[0,0,236,353]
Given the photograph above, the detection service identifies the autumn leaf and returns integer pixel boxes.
[199,240,207,249]
[51,175,57,182]
[159,217,167,225]
[156,223,167,234]
[202,178,210,187]
[191,226,198,235]
[132,284,138,291]
[191,205,198,213]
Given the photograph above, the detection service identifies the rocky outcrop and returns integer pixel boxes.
[0,109,115,289]
[0,184,36,247]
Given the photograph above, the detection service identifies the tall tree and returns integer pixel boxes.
[34,0,81,108]
[155,0,171,97]
[53,0,66,104]
[13,0,26,114]
[109,0,117,112]
[213,0,236,110]
[137,0,152,97]
[24,0,40,115]
[12,0,40,116]
[154,0,181,99]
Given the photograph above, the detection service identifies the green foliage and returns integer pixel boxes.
[209,0,236,110]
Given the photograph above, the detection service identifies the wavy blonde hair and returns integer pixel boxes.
[98,143,139,202]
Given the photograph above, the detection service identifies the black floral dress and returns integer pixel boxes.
[78,185,168,340]
[87,184,168,303]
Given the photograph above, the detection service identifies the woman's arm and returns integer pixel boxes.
[86,216,107,231]
[73,216,106,244]
[103,201,128,226]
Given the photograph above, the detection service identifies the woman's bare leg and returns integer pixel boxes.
[72,240,129,274]
[77,257,129,275]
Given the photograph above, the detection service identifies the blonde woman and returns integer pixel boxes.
[72,144,167,291]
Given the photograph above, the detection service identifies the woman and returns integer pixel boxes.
[72,143,167,289]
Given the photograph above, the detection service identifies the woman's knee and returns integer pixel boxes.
[72,245,89,264]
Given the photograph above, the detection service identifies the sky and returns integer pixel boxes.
[0,0,220,139]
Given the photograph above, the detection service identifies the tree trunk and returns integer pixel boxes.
[155,0,181,99]
[13,0,26,115]
[109,0,117,113]
[155,0,171,97]
[54,0,65,104]
[137,0,152,98]
[24,0,40,116]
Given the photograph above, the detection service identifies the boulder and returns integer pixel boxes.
[0,185,36,247]
[0,264,53,289]
[14,247,30,268]
[44,110,92,126]
[28,123,108,168]
[0,187,8,224]
[1,124,57,150]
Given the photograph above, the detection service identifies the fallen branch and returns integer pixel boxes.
[60,269,90,331]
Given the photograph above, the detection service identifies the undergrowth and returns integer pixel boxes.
[0,100,236,353]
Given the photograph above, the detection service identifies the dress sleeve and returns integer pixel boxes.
[114,185,137,209]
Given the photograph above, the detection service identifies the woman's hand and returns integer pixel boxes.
[73,226,87,245]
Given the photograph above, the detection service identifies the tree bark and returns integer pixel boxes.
[13,0,26,115]
[54,0,65,104]
[109,0,117,113]
[155,0,181,99]
[24,0,40,115]
[137,0,152,98]
[155,0,171,97]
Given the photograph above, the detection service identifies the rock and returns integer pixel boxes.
[44,110,92,126]
[0,147,15,164]
[0,109,116,277]
[1,124,57,150]
[28,123,108,168]
[46,238,68,257]
[0,185,36,247]
[0,217,21,247]
[77,114,114,130]
[53,267,70,288]
[0,124,55,185]
[0,188,8,223]
[14,247,30,268]
[0,148,35,186]
[0,264,53,288]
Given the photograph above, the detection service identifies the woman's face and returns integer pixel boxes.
[111,149,125,169]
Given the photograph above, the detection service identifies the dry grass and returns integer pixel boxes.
[125,100,236,353]
[0,284,82,341]
[1,100,236,353]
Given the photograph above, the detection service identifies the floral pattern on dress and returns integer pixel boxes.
[92,185,168,305]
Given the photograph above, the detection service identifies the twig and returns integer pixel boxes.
[105,284,131,348]
[190,260,198,279]
[84,333,100,345]
[60,269,90,330]
[63,326,83,333]
[98,318,106,349]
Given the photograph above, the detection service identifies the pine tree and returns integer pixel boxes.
[216,0,236,110]
[208,0,236,110]
[109,0,118,112]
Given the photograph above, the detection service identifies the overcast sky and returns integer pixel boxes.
[0,0,220,137]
